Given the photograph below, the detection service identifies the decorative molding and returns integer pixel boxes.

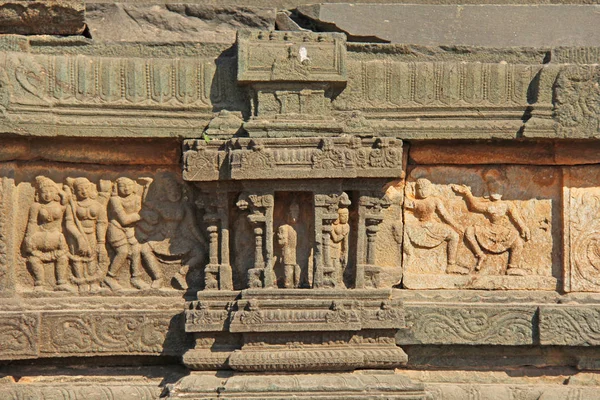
[539,306,600,346]
[398,305,535,345]
[183,137,403,181]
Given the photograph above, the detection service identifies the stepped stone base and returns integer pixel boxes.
[167,371,427,399]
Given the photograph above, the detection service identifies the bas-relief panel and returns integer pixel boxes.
[401,166,560,290]
[11,167,207,295]
[565,166,600,292]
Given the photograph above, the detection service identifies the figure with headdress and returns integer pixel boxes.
[24,176,75,292]
[451,170,531,276]
[104,177,156,291]
[404,178,467,275]
[64,178,110,293]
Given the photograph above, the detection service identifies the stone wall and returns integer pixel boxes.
[1,1,600,399]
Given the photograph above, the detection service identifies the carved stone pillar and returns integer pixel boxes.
[217,193,233,291]
[237,192,275,289]
[356,192,392,289]
[200,191,234,291]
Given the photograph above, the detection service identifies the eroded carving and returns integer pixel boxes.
[554,65,600,137]
[277,202,300,289]
[104,177,160,291]
[329,205,350,289]
[402,166,558,290]
[404,178,466,275]
[138,174,206,291]
[451,169,531,276]
[64,178,110,293]
[24,176,74,293]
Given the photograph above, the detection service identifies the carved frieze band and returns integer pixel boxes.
[185,297,405,333]
[183,137,403,181]
[0,309,184,360]
[39,311,185,356]
[398,305,536,346]
[539,306,600,346]
[0,385,160,400]
[6,53,229,108]
[337,61,541,110]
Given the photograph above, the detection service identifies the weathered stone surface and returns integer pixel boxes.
[169,371,426,399]
[398,304,536,345]
[298,4,600,47]
[0,1,85,36]
[564,166,600,292]
[86,3,276,43]
[4,3,600,399]
[539,305,600,346]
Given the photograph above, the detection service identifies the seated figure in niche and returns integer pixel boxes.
[104,177,161,291]
[451,170,531,276]
[64,178,109,293]
[136,174,206,290]
[24,176,75,292]
[277,201,301,288]
[404,178,468,275]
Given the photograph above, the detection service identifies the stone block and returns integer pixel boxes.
[298,4,600,47]
[398,304,536,345]
[0,1,85,36]
[237,30,346,84]
[564,166,600,292]
[539,305,600,346]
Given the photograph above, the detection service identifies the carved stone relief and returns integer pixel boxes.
[14,168,206,295]
[564,166,600,292]
[554,65,600,138]
[402,166,559,290]
[273,192,314,289]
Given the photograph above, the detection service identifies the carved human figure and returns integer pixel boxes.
[24,176,75,292]
[330,207,350,288]
[64,178,109,293]
[451,172,531,276]
[104,177,157,291]
[137,176,206,290]
[277,202,300,288]
[404,178,468,275]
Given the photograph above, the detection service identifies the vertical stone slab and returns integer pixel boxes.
[564,166,600,292]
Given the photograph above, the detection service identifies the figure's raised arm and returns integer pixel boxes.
[451,184,487,213]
